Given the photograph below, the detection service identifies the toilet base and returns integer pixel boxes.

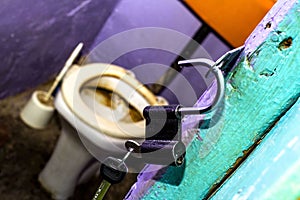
[39,117,99,200]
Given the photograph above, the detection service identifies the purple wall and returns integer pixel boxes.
[86,0,229,105]
[0,0,120,98]
[0,0,229,104]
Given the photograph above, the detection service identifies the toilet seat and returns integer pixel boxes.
[61,63,166,139]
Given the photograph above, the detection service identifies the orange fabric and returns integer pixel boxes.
[185,0,275,47]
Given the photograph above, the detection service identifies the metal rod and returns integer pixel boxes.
[118,148,133,168]
[149,24,211,94]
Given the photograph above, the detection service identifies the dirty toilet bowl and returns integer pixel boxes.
[39,63,167,200]
[60,62,164,158]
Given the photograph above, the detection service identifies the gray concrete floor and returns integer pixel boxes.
[0,81,137,200]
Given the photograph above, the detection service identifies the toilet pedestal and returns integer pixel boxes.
[39,118,99,200]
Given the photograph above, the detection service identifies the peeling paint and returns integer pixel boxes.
[212,99,300,199]
[126,0,300,199]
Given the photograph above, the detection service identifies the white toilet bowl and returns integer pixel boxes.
[60,62,167,158]
[39,63,167,199]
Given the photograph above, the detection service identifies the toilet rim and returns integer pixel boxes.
[61,63,165,139]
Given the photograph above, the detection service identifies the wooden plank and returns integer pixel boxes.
[126,0,300,199]
[211,98,300,199]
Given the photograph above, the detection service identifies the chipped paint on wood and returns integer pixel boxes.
[211,98,300,199]
[126,0,300,199]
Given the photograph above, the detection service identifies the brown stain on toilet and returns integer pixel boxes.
[95,88,143,123]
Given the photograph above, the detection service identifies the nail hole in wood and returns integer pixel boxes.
[278,37,293,50]
[265,22,272,29]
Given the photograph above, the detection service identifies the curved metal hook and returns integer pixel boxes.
[177,58,225,116]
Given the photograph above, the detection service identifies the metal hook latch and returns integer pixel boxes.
[125,46,244,167]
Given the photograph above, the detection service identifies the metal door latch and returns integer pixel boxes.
[126,46,244,167]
